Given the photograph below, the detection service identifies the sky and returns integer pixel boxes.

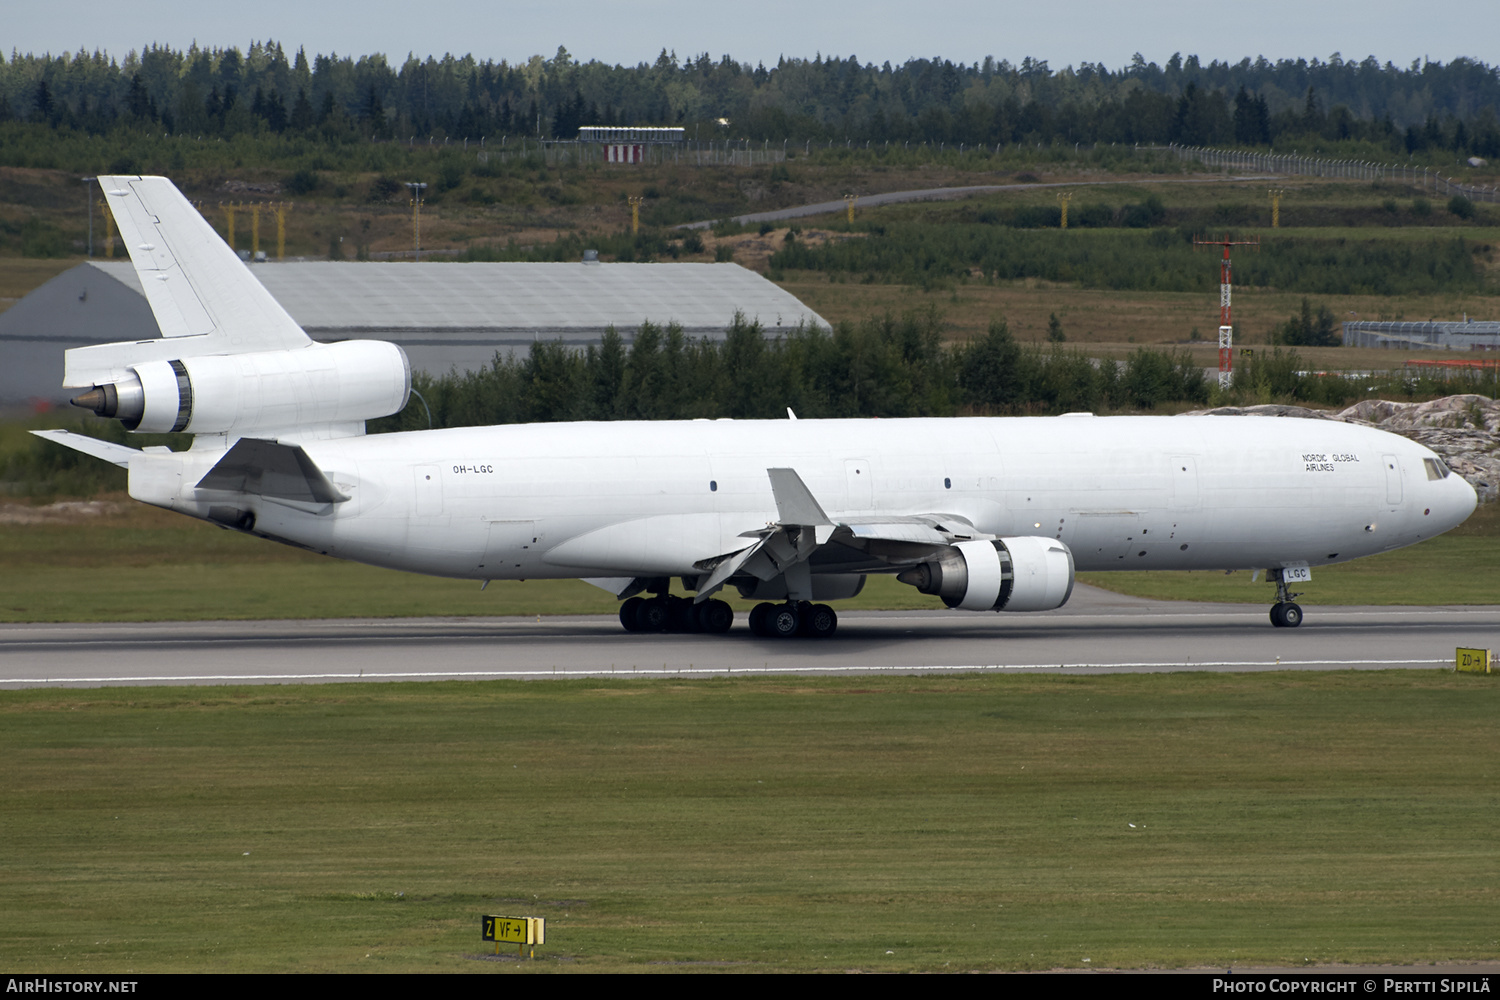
[6,0,1498,70]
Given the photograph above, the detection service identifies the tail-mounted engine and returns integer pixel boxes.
[897,536,1075,612]
[71,340,410,435]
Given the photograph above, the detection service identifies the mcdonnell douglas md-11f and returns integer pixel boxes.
[38,176,1477,638]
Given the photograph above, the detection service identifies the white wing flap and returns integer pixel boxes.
[97,175,309,351]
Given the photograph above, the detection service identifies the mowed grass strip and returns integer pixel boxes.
[0,672,1496,972]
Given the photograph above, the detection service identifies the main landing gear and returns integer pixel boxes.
[1268,570,1304,629]
[748,601,838,639]
[618,596,839,638]
[619,594,733,634]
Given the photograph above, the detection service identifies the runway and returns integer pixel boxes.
[2,585,1492,688]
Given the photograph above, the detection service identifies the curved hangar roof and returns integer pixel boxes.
[255,260,825,338]
[1,260,828,403]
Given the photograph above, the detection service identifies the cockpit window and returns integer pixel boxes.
[1424,458,1451,480]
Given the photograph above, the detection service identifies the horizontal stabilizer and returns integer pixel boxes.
[196,438,348,504]
[30,429,141,469]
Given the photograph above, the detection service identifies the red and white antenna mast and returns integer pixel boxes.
[1193,235,1259,389]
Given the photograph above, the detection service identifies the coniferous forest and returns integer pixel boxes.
[0,44,1497,159]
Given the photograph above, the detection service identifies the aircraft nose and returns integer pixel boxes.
[1442,472,1478,529]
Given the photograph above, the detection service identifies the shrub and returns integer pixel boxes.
[283,168,320,195]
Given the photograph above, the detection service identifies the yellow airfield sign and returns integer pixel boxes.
[482,914,546,957]
[1455,648,1492,674]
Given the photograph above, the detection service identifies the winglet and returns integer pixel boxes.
[766,467,832,526]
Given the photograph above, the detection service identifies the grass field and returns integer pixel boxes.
[1,671,1495,972]
[780,272,1500,352]
[1,497,1495,622]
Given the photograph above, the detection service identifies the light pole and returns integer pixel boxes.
[405,182,427,261]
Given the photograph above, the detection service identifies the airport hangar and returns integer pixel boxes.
[0,259,829,406]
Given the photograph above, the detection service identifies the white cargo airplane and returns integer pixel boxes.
[38,176,1477,637]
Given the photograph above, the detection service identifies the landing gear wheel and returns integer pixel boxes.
[636,596,670,632]
[668,596,697,633]
[749,602,774,636]
[799,603,837,638]
[619,596,644,632]
[766,602,801,638]
[1270,602,1304,628]
[698,599,734,634]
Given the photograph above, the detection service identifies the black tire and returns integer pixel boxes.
[637,597,670,632]
[767,603,800,638]
[1270,602,1286,627]
[667,596,695,633]
[619,596,644,632]
[1281,602,1303,628]
[699,600,734,634]
[749,602,773,636]
[803,603,837,638]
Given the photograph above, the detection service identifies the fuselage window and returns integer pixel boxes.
[1424,458,1451,481]
[710,480,718,492]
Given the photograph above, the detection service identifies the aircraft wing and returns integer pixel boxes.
[65,175,310,386]
[691,467,981,601]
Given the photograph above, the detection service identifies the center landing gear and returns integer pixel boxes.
[748,601,838,639]
[1268,570,1304,628]
[619,594,734,634]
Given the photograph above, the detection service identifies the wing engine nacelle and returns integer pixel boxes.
[897,536,1075,612]
[70,340,410,435]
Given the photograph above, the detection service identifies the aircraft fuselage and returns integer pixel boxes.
[131,413,1476,583]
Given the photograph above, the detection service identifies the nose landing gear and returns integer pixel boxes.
[1268,568,1304,628]
[1269,601,1303,628]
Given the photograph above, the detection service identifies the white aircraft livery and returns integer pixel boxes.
[38,176,1478,637]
